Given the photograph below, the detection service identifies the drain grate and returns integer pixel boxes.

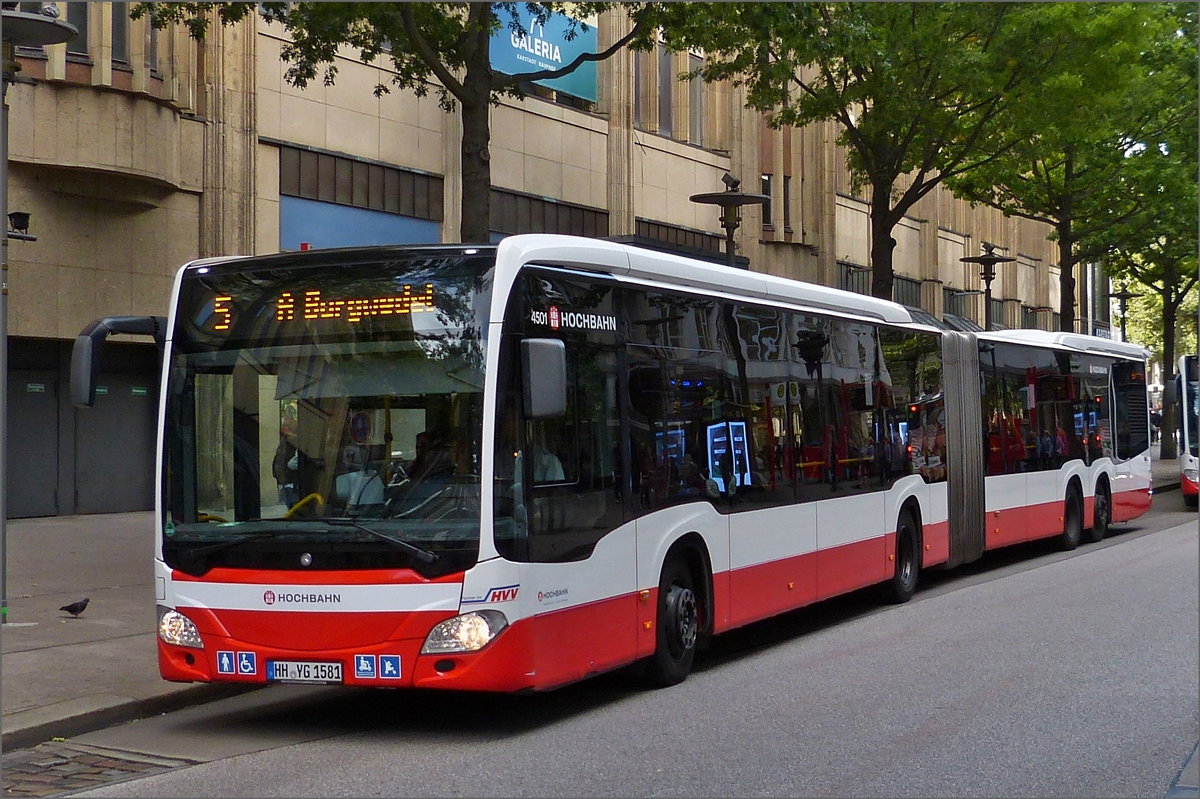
[2,741,197,797]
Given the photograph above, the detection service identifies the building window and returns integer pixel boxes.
[761,174,773,228]
[838,262,871,295]
[1022,306,1038,329]
[491,189,608,238]
[657,43,673,137]
[989,298,1004,329]
[944,287,972,319]
[148,18,158,73]
[893,276,922,308]
[688,53,704,146]
[633,49,647,131]
[278,145,444,222]
[782,175,792,231]
[66,2,89,57]
[111,2,129,65]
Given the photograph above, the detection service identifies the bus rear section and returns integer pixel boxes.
[1175,355,1198,505]
[976,332,1153,552]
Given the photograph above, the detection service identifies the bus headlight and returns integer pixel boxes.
[421,610,508,654]
[157,607,203,649]
[1184,468,1198,483]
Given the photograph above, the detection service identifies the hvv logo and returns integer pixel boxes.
[488,585,519,603]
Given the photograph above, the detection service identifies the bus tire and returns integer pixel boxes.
[1083,481,1110,544]
[644,556,700,687]
[1058,484,1083,551]
[1186,493,1198,509]
[884,507,920,604]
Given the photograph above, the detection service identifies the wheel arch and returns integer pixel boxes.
[898,495,924,568]
[662,532,715,638]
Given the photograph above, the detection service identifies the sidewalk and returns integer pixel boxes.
[0,451,1189,754]
[0,512,250,752]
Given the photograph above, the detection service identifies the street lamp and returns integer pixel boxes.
[690,173,770,428]
[0,6,76,625]
[689,172,769,270]
[1109,284,1140,342]
[960,242,1015,332]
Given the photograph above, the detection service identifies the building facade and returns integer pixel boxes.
[5,5,1109,516]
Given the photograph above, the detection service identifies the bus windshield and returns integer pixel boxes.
[161,250,494,578]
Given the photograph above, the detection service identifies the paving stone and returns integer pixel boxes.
[2,740,197,797]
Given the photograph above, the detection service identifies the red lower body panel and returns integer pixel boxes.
[1183,474,1198,498]
[922,520,950,568]
[1112,487,1152,522]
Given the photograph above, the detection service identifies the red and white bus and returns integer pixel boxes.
[72,235,1153,691]
[1170,354,1198,505]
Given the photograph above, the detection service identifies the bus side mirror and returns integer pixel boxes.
[521,338,566,418]
[1164,381,1178,406]
[71,316,166,407]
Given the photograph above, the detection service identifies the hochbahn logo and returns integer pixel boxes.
[530,305,617,332]
[263,589,342,605]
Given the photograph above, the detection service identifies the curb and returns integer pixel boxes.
[1,683,260,753]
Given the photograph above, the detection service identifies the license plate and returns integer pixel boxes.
[267,660,343,684]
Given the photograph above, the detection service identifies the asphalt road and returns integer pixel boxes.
[66,493,1198,798]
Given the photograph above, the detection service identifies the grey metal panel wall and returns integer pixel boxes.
[942,332,985,567]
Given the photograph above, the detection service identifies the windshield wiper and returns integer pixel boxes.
[324,519,439,564]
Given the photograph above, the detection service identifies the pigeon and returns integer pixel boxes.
[59,597,89,618]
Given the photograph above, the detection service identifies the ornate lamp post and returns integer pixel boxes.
[689,173,769,270]
[0,5,76,625]
[1109,284,1140,342]
[960,242,1015,332]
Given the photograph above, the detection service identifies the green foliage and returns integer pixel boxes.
[1099,3,1198,375]
[1122,288,1199,365]
[942,3,1180,330]
[644,3,1118,300]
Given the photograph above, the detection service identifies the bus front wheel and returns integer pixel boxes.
[644,556,700,687]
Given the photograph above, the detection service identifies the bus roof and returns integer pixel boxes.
[982,329,1149,361]
[498,234,914,325]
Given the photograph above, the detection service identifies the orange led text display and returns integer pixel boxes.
[275,284,435,324]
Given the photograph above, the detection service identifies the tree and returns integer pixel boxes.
[943,3,1172,333]
[646,3,1114,302]
[1095,3,1197,458]
[135,2,654,243]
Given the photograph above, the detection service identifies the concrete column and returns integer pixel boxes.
[441,79,462,244]
[816,119,838,288]
[199,16,256,258]
[600,10,633,236]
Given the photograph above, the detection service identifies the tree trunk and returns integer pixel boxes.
[1056,220,1076,333]
[459,25,493,244]
[869,186,897,301]
[1160,291,1179,460]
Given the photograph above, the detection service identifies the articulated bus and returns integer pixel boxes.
[1172,354,1198,506]
[72,235,1153,691]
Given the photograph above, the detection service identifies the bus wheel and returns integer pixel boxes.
[1058,485,1083,551]
[645,556,700,687]
[1084,482,1110,544]
[884,508,920,604]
